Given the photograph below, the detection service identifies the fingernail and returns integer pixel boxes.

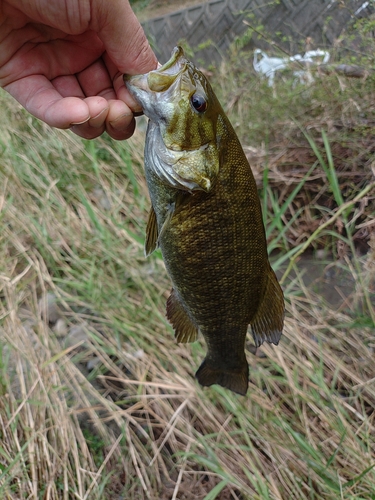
[109,113,133,129]
[125,94,143,114]
[70,116,90,126]
[89,107,109,128]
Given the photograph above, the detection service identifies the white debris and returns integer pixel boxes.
[253,48,330,86]
[253,49,288,86]
[355,2,369,16]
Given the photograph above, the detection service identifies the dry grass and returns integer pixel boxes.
[211,44,375,259]
[0,48,374,500]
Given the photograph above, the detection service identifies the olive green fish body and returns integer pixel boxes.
[125,47,284,395]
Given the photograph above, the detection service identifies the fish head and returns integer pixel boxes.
[125,46,221,192]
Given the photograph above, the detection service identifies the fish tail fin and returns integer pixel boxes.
[195,358,249,395]
[251,265,285,347]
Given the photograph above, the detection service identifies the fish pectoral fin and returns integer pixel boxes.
[145,206,158,256]
[158,201,175,242]
[250,266,285,347]
[195,357,249,396]
[145,197,182,256]
[166,289,198,343]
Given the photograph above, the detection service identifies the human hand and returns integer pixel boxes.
[0,0,158,139]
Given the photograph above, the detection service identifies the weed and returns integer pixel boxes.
[0,18,374,499]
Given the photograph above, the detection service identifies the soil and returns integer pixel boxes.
[135,0,207,22]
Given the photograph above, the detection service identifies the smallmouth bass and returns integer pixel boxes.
[125,47,284,395]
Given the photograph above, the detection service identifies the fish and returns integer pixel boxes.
[124,46,284,395]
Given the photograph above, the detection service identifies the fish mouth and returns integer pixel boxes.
[124,46,187,94]
[147,46,187,92]
[158,46,185,71]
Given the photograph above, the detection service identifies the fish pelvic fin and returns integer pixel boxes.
[250,265,285,347]
[195,358,249,396]
[145,206,158,256]
[166,289,198,343]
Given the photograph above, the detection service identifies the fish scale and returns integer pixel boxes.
[125,46,284,395]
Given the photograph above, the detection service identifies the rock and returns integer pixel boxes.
[87,357,101,371]
[123,343,144,360]
[64,323,90,348]
[53,318,68,338]
[91,186,111,211]
[38,293,61,324]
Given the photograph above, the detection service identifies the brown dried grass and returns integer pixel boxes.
[0,52,374,499]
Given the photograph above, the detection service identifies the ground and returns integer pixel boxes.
[134,0,206,22]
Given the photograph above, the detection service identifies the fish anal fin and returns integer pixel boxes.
[166,289,198,343]
[250,266,285,348]
[195,357,249,395]
[145,206,158,256]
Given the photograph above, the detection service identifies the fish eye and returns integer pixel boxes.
[191,93,207,113]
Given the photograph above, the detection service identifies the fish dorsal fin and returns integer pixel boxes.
[166,289,198,343]
[145,206,158,256]
[250,266,285,347]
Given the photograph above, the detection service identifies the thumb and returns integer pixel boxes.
[91,0,158,75]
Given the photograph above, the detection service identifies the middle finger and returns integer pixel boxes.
[76,58,116,99]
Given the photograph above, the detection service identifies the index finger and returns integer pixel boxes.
[92,0,158,75]
[4,74,91,127]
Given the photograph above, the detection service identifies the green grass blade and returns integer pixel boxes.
[280,181,375,284]
[321,129,343,205]
[262,164,269,227]
[266,162,317,237]
[343,462,375,489]
[202,480,229,500]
